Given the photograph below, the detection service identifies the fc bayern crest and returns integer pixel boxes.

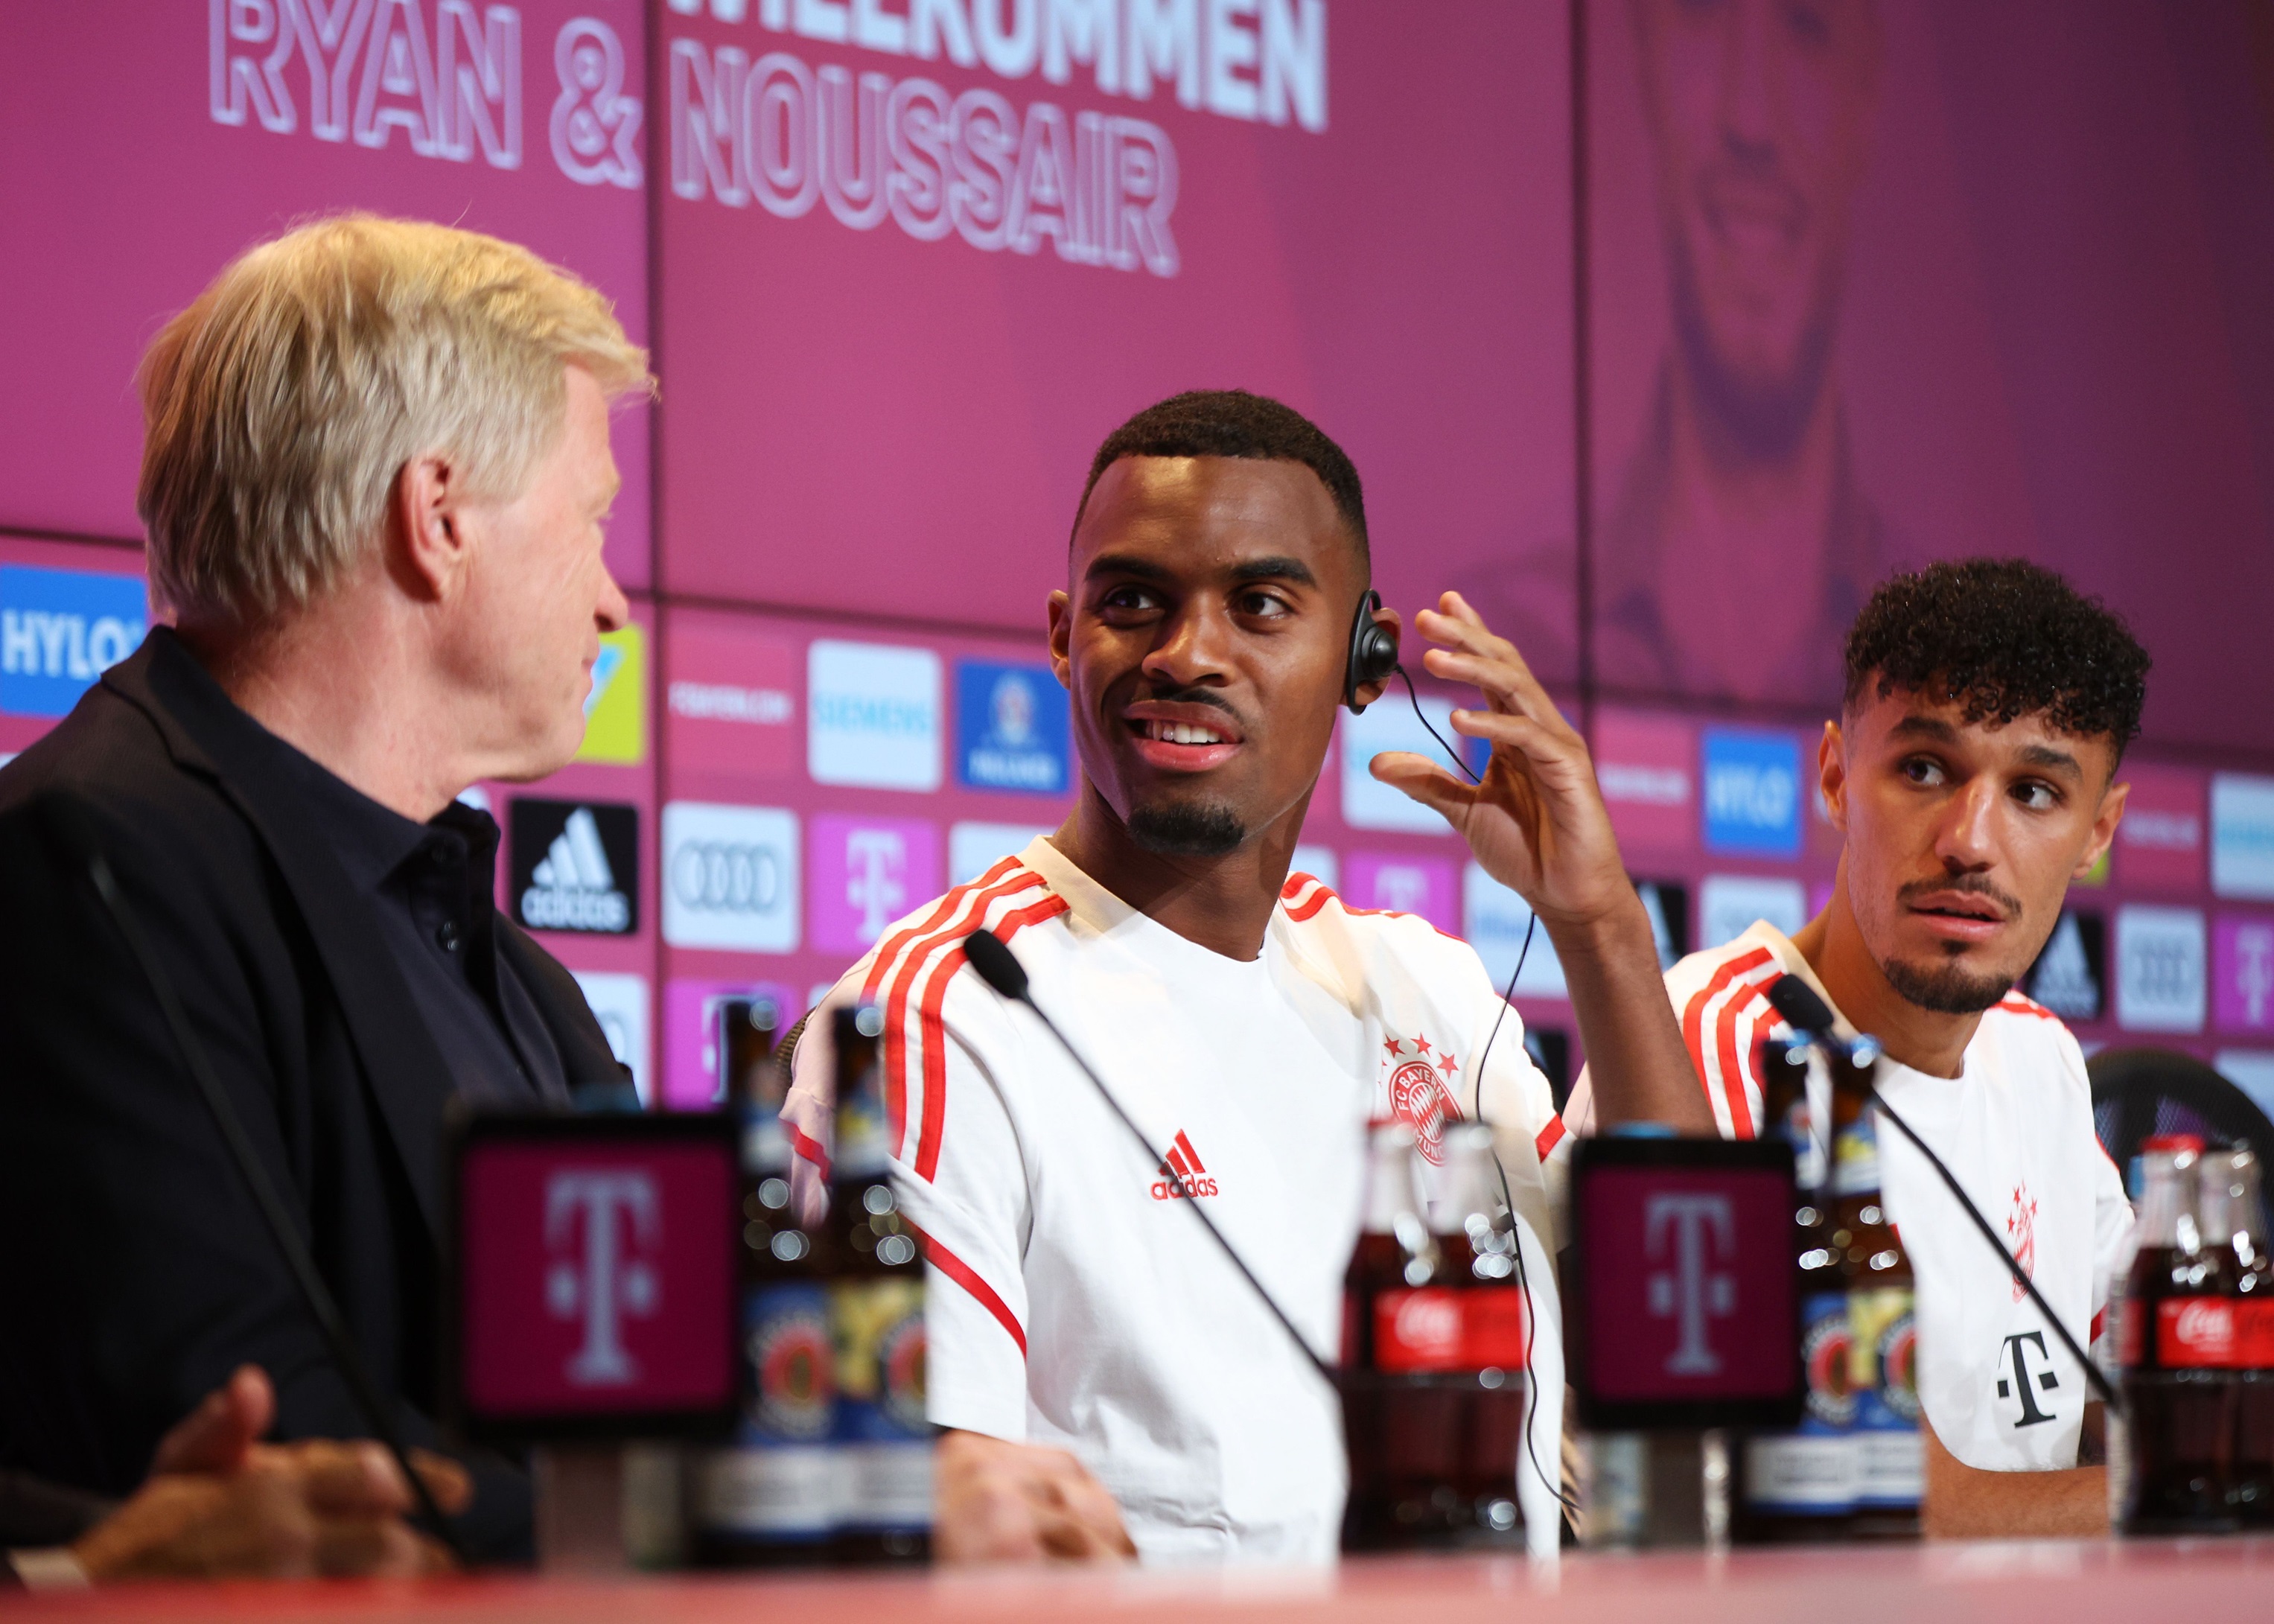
[1380,1032,1462,1164]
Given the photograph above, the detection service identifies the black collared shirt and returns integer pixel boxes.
[261,743,569,1109]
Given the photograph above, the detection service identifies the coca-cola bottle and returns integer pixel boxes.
[2119,1137,2239,1532]
[1340,1122,1529,1549]
[695,998,839,1565]
[825,1005,932,1563]
[2208,1148,2274,1523]
[1735,1038,1859,1541]
[1830,1073,1920,1538]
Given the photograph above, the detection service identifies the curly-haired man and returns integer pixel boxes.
[1558,558,2149,1538]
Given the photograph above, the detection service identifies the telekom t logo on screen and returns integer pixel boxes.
[544,1169,662,1387]
[1644,1193,1737,1376]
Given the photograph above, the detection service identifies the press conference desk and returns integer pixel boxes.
[8,1539,2272,1623]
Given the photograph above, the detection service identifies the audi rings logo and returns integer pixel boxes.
[662,803,800,953]
[671,841,783,914]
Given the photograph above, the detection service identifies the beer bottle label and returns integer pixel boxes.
[699,1282,839,1539]
[1372,1286,1529,1372]
[1847,1286,1921,1508]
[1832,1117,1880,1196]
[1743,1290,1859,1515]
[832,1278,934,1532]
[2156,1297,2239,1368]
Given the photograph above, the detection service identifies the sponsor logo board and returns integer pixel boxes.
[2214,916,2274,1036]
[1346,851,1457,934]
[1593,710,1696,855]
[809,814,941,953]
[0,564,147,718]
[575,623,646,765]
[571,970,652,1104]
[2116,905,2207,1034]
[1699,873,1809,950]
[2025,911,2106,1023]
[660,802,799,953]
[666,622,798,777]
[1702,728,1803,858]
[808,640,941,792]
[1463,862,1566,997]
[510,799,639,934]
[955,660,1068,795]
[1340,696,1459,832]
[2214,776,2274,900]
[949,821,1051,886]
[2114,764,2204,891]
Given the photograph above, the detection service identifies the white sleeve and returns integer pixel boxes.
[1453,967,1564,1252]
[786,969,1036,1442]
[2089,1139,2136,1353]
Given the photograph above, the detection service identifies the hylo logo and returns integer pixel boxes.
[544,1168,663,1388]
[0,565,147,719]
[1701,728,1802,858]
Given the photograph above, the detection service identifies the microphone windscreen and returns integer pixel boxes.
[1765,973,1838,1040]
[961,928,1030,1001]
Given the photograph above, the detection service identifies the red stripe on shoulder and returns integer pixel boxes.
[1681,947,1776,1129]
[911,892,1069,1182]
[909,1221,1025,1358]
[879,867,1048,1148]
[1998,993,2062,1023]
[1280,880,1461,942]
[862,856,1026,1002]
[1713,979,1774,1140]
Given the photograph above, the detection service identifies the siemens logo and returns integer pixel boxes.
[809,693,934,735]
[0,565,148,719]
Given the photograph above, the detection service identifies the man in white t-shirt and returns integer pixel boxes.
[1560,558,2147,1537]
[786,390,1715,1563]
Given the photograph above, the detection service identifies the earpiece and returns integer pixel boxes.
[1343,590,1400,713]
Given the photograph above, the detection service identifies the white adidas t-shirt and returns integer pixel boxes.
[785,837,1567,1561]
[1558,920,2134,1474]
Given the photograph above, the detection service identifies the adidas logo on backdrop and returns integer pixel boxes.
[510,799,640,935]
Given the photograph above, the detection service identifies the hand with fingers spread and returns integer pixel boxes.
[934,1428,1137,1565]
[1368,592,1715,1134]
[66,1366,470,1582]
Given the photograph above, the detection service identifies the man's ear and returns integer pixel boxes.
[1047,590,1072,691]
[1818,719,1850,835]
[2078,777,2131,882]
[386,454,470,602]
[1349,603,1402,713]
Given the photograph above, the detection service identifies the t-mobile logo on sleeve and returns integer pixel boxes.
[546,1170,661,1387]
[809,814,941,953]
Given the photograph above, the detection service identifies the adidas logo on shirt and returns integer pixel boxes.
[509,799,640,935]
[1149,1130,1220,1200]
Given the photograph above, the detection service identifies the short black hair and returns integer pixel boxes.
[1843,558,2150,757]
[1071,389,1367,558]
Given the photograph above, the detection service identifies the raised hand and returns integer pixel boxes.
[1366,591,1628,928]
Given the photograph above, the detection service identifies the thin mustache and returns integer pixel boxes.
[1130,687,1243,723]
[1897,875,2022,920]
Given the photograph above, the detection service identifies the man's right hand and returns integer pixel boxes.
[934,1428,1135,1564]
[69,1366,471,1582]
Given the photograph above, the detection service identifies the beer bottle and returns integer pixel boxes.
[826,1005,931,1563]
[1735,1038,1859,1541]
[2119,1138,2238,1532]
[1829,1068,1920,1538]
[1341,1121,1528,1549]
[695,999,839,1565]
[2207,1148,2274,1523]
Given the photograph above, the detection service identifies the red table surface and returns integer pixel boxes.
[7,1540,2273,1623]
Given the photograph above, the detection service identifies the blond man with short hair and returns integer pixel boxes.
[0,216,649,1561]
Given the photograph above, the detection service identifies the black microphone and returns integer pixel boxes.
[39,792,469,1558]
[959,928,1337,1383]
[1765,973,2121,1414]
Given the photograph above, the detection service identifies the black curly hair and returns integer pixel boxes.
[1071,389,1366,558]
[1843,558,2150,758]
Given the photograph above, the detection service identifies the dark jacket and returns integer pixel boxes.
[0,630,624,1561]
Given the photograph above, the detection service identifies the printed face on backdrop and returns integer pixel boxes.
[452,366,631,780]
[1634,0,1880,459]
[1048,458,1366,859]
[1821,690,2128,1015]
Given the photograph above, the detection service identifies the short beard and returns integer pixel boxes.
[1880,955,2013,1016]
[1127,801,1246,858]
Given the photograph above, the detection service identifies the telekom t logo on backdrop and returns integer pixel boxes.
[544,1169,661,1386]
[811,814,941,953]
[1644,1193,1737,1376]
